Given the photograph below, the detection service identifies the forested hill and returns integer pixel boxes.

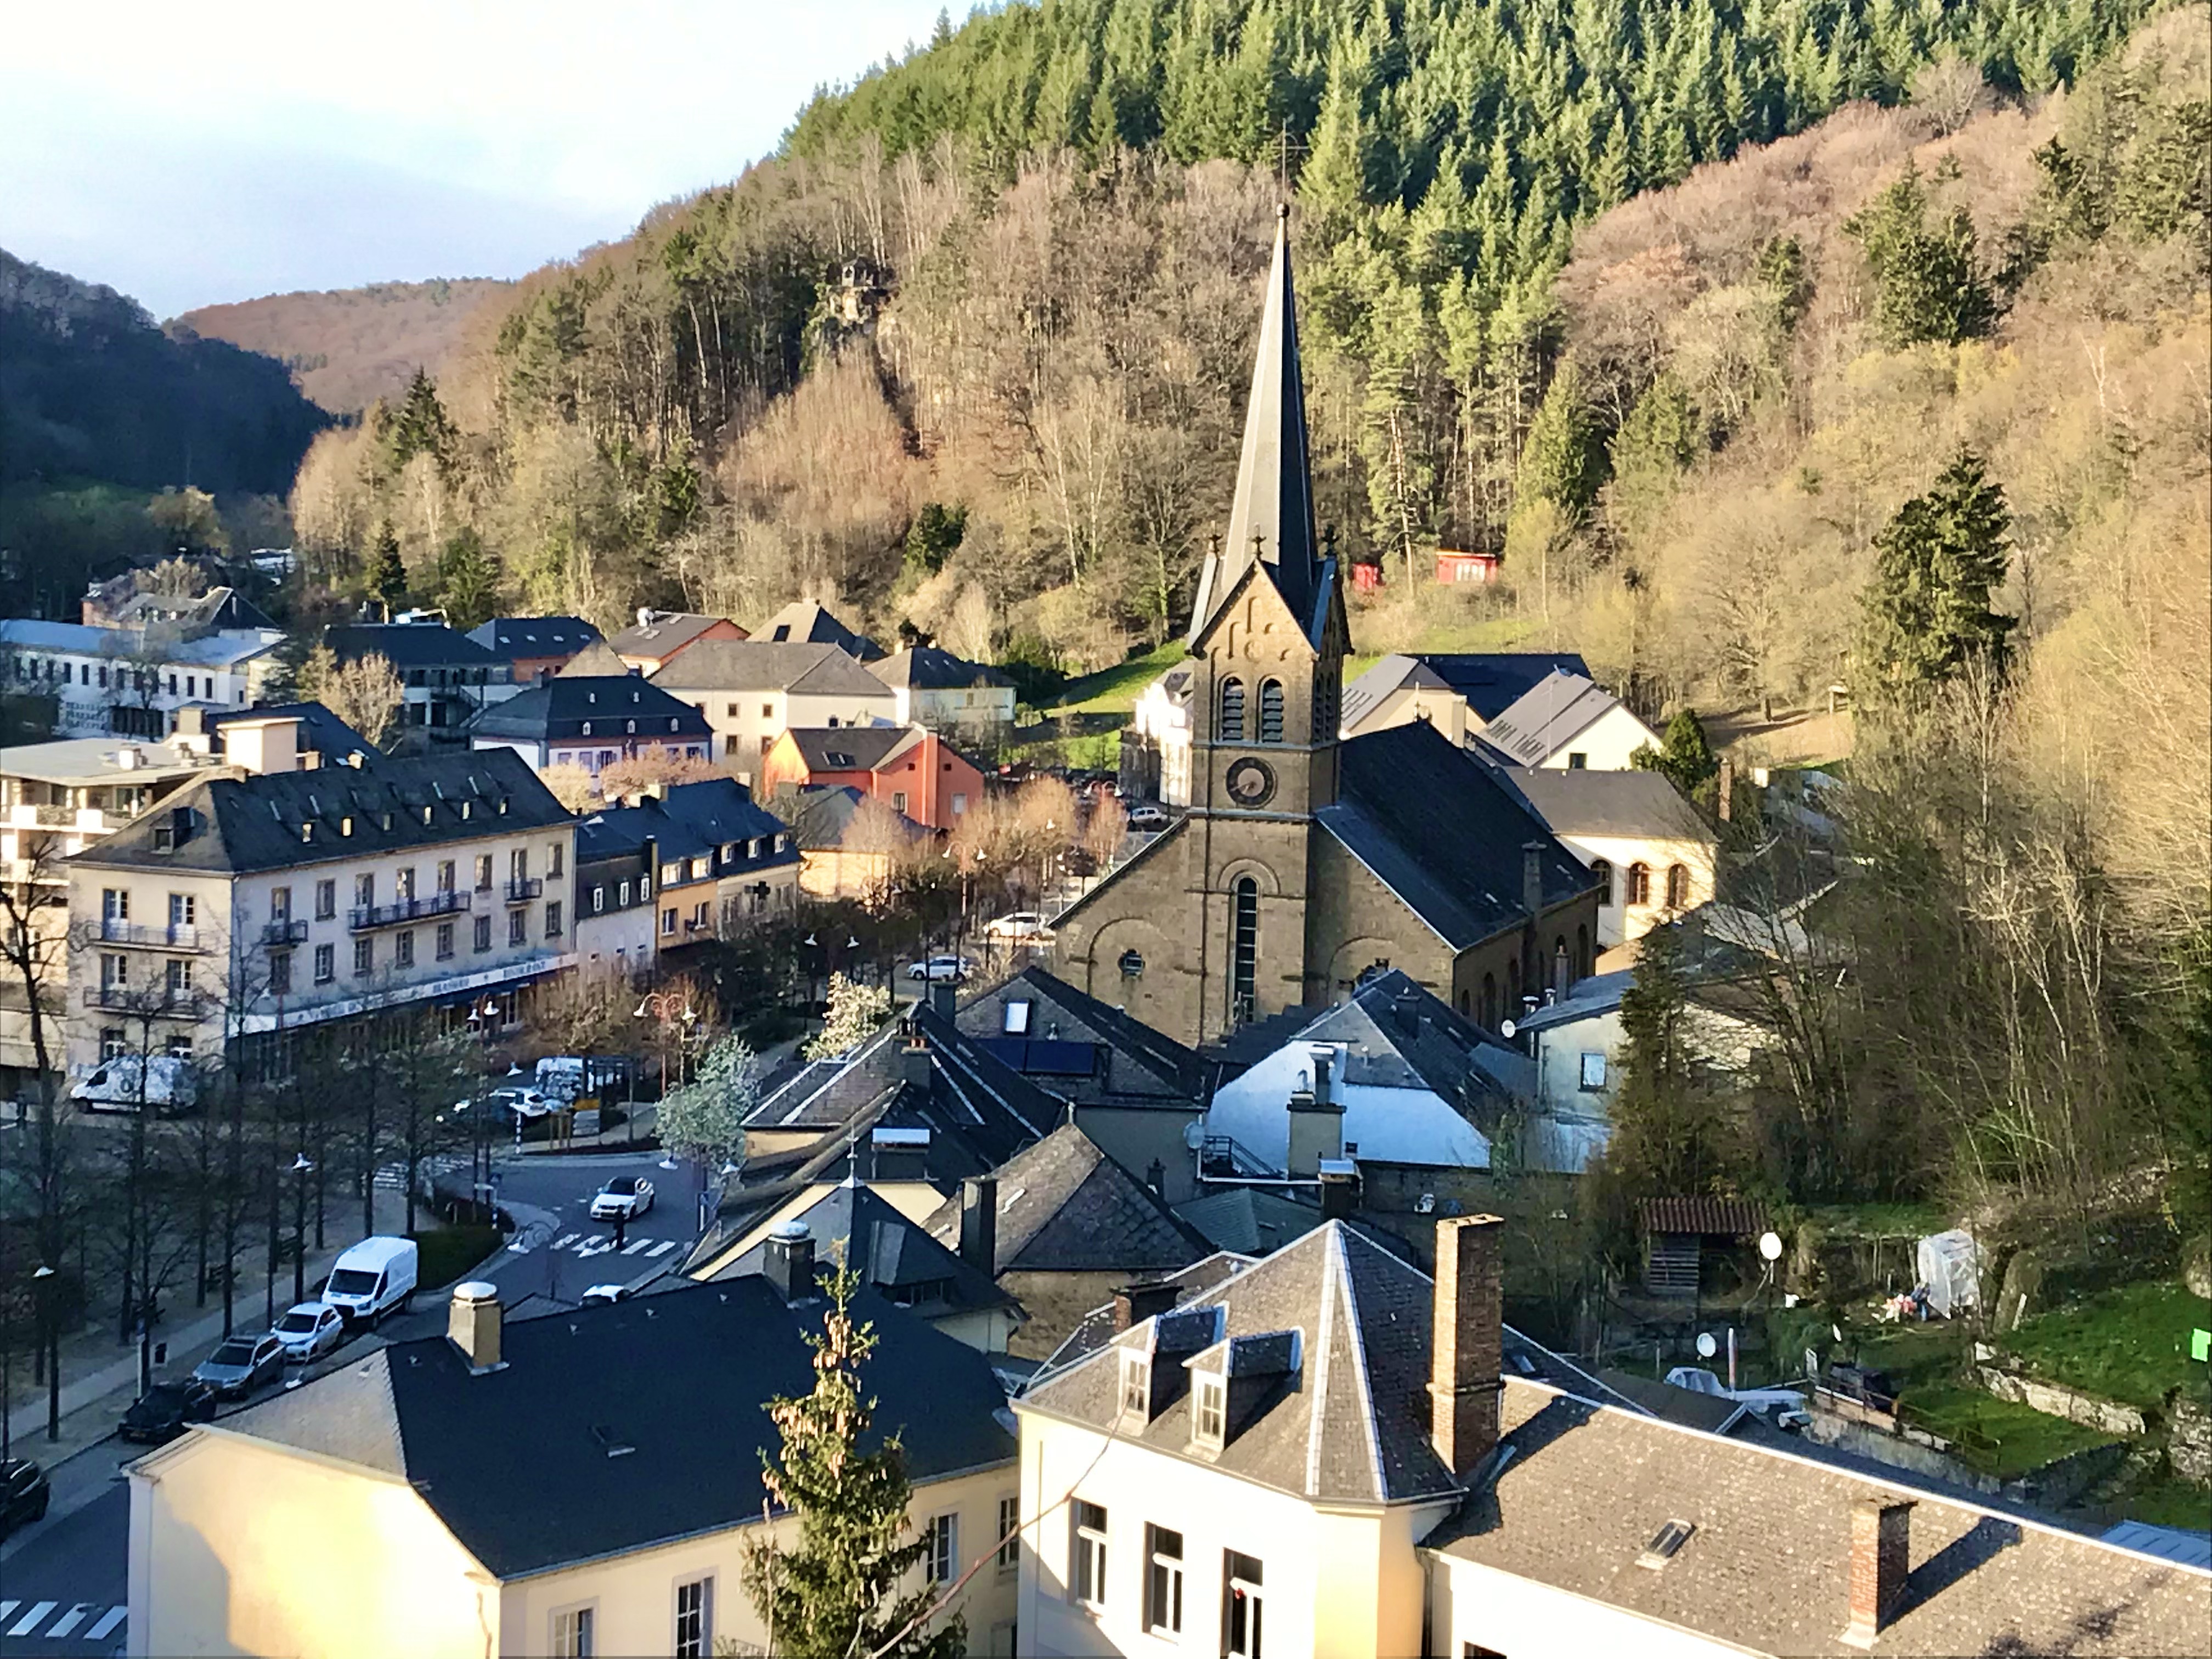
[178,278,513,416]
[0,250,325,494]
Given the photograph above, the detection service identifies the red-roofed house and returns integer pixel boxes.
[757,724,984,832]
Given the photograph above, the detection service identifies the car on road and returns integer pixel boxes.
[0,1458,50,1537]
[120,1379,218,1444]
[485,1085,555,1120]
[191,1332,286,1400]
[984,911,1052,942]
[590,1175,656,1221]
[1127,804,1170,830]
[272,1301,347,1363]
[906,953,974,983]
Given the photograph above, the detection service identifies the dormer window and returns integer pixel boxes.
[1120,1351,1149,1418]
[1003,1000,1032,1035]
[1192,1374,1226,1447]
[580,721,592,736]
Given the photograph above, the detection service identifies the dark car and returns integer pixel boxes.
[120,1378,219,1444]
[191,1332,286,1399]
[0,1458,49,1538]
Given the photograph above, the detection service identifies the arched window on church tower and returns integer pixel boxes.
[1231,878,1259,1027]
[1259,679,1284,743]
[1219,677,1246,742]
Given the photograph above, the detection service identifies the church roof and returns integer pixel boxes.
[1189,208,1329,649]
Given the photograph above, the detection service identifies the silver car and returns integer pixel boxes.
[191,1332,286,1398]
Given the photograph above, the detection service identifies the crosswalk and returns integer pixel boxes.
[0,1599,126,1647]
[547,1232,681,1259]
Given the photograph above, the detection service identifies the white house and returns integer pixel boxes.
[1512,768,1718,947]
[1479,669,1660,771]
[0,618,286,740]
[1126,664,1195,805]
[648,640,896,782]
[868,646,1017,732]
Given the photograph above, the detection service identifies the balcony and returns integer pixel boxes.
[347,890,470,932]
[259,919,308,947]
[98,919,206,951]
[84,983,206,1019]
[503,878,543,904]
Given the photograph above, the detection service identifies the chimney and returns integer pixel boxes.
[1111,1279,1181,1333]
[763,1221,816,1304]
[1392,988,1421,1039]
[1842,1496,1915,1647]
[1429,1215,1504,1477]
[928,980,956,1019]
[958,1176,997,1273]
[224,716,300,777]
[1318,1156,1359,1221]
[1521,840,1547,921]
[900,1030,932,1090]
[448,1280,504,1373]
[1285,1058,1345,1180]
[1717,755,1735,822]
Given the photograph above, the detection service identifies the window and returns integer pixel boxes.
[673,1578,712,1659]
[436,922,455,961]
[1666,862,1690,909]
[165,1034,193,1058]
[1588,859,1612,905]
[1567,751,1588,769]
[349,873,371,910]
[950,792,966,816]
[269,951,292,995]
[168,893,195,927]
[269,885,291,923]
[510,848,528,882]
[1070,1500,1108,1609]
[1218,676,1246,742]
[662,907,677,937]
[315,879,336,921]
[996,1495,1020,1573]
[638,872,651,897]
[395,867,416,901]
[1146,1526,1184,1635]
[509,910,527,946]
[394,931,415,968]
[1258,679,1284,743]
[1223,1551,1264,1659]
[474,916,493,953]
[891,791,907,815]
[688,857,708,881]
[550,1606,594,1658]
[1120,1351,1149,1417]
[1003,1000,1031,1035]
[1579,1052,1607,1091]
[591,885,606,914]
[437,859,456,894]
[545,901,563,939]
[1231,877,1259,1026]
[1626,862,1651,906]
[101,1028,125,1059]
[1193,1374,1226,1446]
[474,855,493,892]
[103,888,129,923]
[618,879,632,907]
[352,938,373,978]
[923,1511,958,1585]
[661,861,681,887]
[165,958,190,994]
[313,944,335,984]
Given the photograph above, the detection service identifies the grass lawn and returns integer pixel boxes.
[1900,1384,2120,1481]
[1050,640,1186,714]
[410,1223,503,1292]
[1855,1319,1974,1391]
[1800,1200,1952,1238]
[2004,1280,2212,1411]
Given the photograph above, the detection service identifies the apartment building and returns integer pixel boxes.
[0,617,286,739]
[649,640,894,781]
[467,675,712,776]
[758,725,983,832]
[868,646,1018,733]
[324,620,520,732]
[62,735,575,1076]
[574,778,799,954]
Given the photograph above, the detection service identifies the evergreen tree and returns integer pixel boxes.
[386,368,458,475]
[1845,163,1997,347]
[434,529,504,632]
[903,503,969,577]
[1858,445,2017,697]
[1514,353,1608,524]
[368,521,408,616]
[1632,707,1720,796]
[744,1268,966,1659]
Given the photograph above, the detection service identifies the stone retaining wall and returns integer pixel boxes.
[1977,1366,2147,1436]
[2170,1396,2212,1485]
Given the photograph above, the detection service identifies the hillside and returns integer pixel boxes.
[178,278,513,415]
[0,249,325,495]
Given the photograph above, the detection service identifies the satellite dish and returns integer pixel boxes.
[1181,1120,1206,1151]
[1696,1332,1718,1360]
[1499,1018,1517,1039]
[1758,1231,1784,1262]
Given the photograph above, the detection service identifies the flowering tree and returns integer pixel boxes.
[804,972,891,1060]
[656,1034,754,1172]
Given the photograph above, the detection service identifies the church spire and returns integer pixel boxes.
[1189,205,1325,645]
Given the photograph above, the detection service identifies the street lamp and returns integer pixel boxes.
[32,1265,54,1445]
[290,1153,315,1306]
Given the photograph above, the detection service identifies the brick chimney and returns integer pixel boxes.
[1111,1279,1181,1333]
[1521,840,1547,922]
[448,1280,504,1373]
[958,1175,997,1272]
[1842,1496,1915,1647]
[1286,1048,1345,1178]
[763,1221,816,1304]
[1428,1215,1504,1477]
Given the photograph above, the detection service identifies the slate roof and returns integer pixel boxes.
[650,639,892,698]
[923,1122,1212,1276]
[466,616,602,661]
[1319,721,1599,951]
[0,618,280,668]
[1338,653,1456,733]
[781,725,919,774]
[66,747,569,875]
[196,702,377,770]
[1479,670,1634,766]
[957,965,1211,1110]
[605,612,735,659]
[781,785,929,853]
[467,676,711,744]
[1511,969,1631,1035]
[753,599,880,659]
[219,1278,1016,1580]
[1512,768,1714,844]
[1174,1187,1335,1257]
[704,1180,1017,1322]
[868,646,1014,692]
[1032,1251,1258,1379]
[109,585,278,633]
[571,778,795,874]
[1418,652,1594,723]
[1291,969,1516,1111]
[1428,1379,2212,1656]
[324,622,501,670]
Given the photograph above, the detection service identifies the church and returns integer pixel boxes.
[1051,208,1603,1049]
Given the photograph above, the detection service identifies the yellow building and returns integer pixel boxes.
[129,1245,1020,1658]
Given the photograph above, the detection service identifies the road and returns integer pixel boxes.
[0,1148,706,1654]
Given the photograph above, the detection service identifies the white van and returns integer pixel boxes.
[320,1237,420,1327]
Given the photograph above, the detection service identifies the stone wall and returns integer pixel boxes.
[2170,1396,2212,1486]
[1977,1366,2147,1436]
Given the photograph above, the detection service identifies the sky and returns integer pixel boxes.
[3,0,961,319]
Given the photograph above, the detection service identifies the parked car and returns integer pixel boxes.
[272,1301,347,1363]
[320,1235,420,1327]
[906,954,973,983]
[580,1283,630,1306]
[0,1458,49,1538]
[590,1175,655,1221]
[191,1333,286,1399]
[485,1085,555,1120]
[120,1379,218,1444]
[984,911,1051,941]
[1127,804,1170,830]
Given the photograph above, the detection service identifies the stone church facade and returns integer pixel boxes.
[1052,210,1601,1050]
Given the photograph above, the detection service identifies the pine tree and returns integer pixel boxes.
[434,529,504,631]
[386,368,458,475]
[1858,445,2017,698]
[1845,163,1997,347]
[744,1268,966,1659]
[1632,707,1719,795]
[1514,353,1608,524]
[368,522,408,616]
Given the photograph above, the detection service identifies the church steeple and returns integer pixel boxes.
[1189,205,1325,646]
